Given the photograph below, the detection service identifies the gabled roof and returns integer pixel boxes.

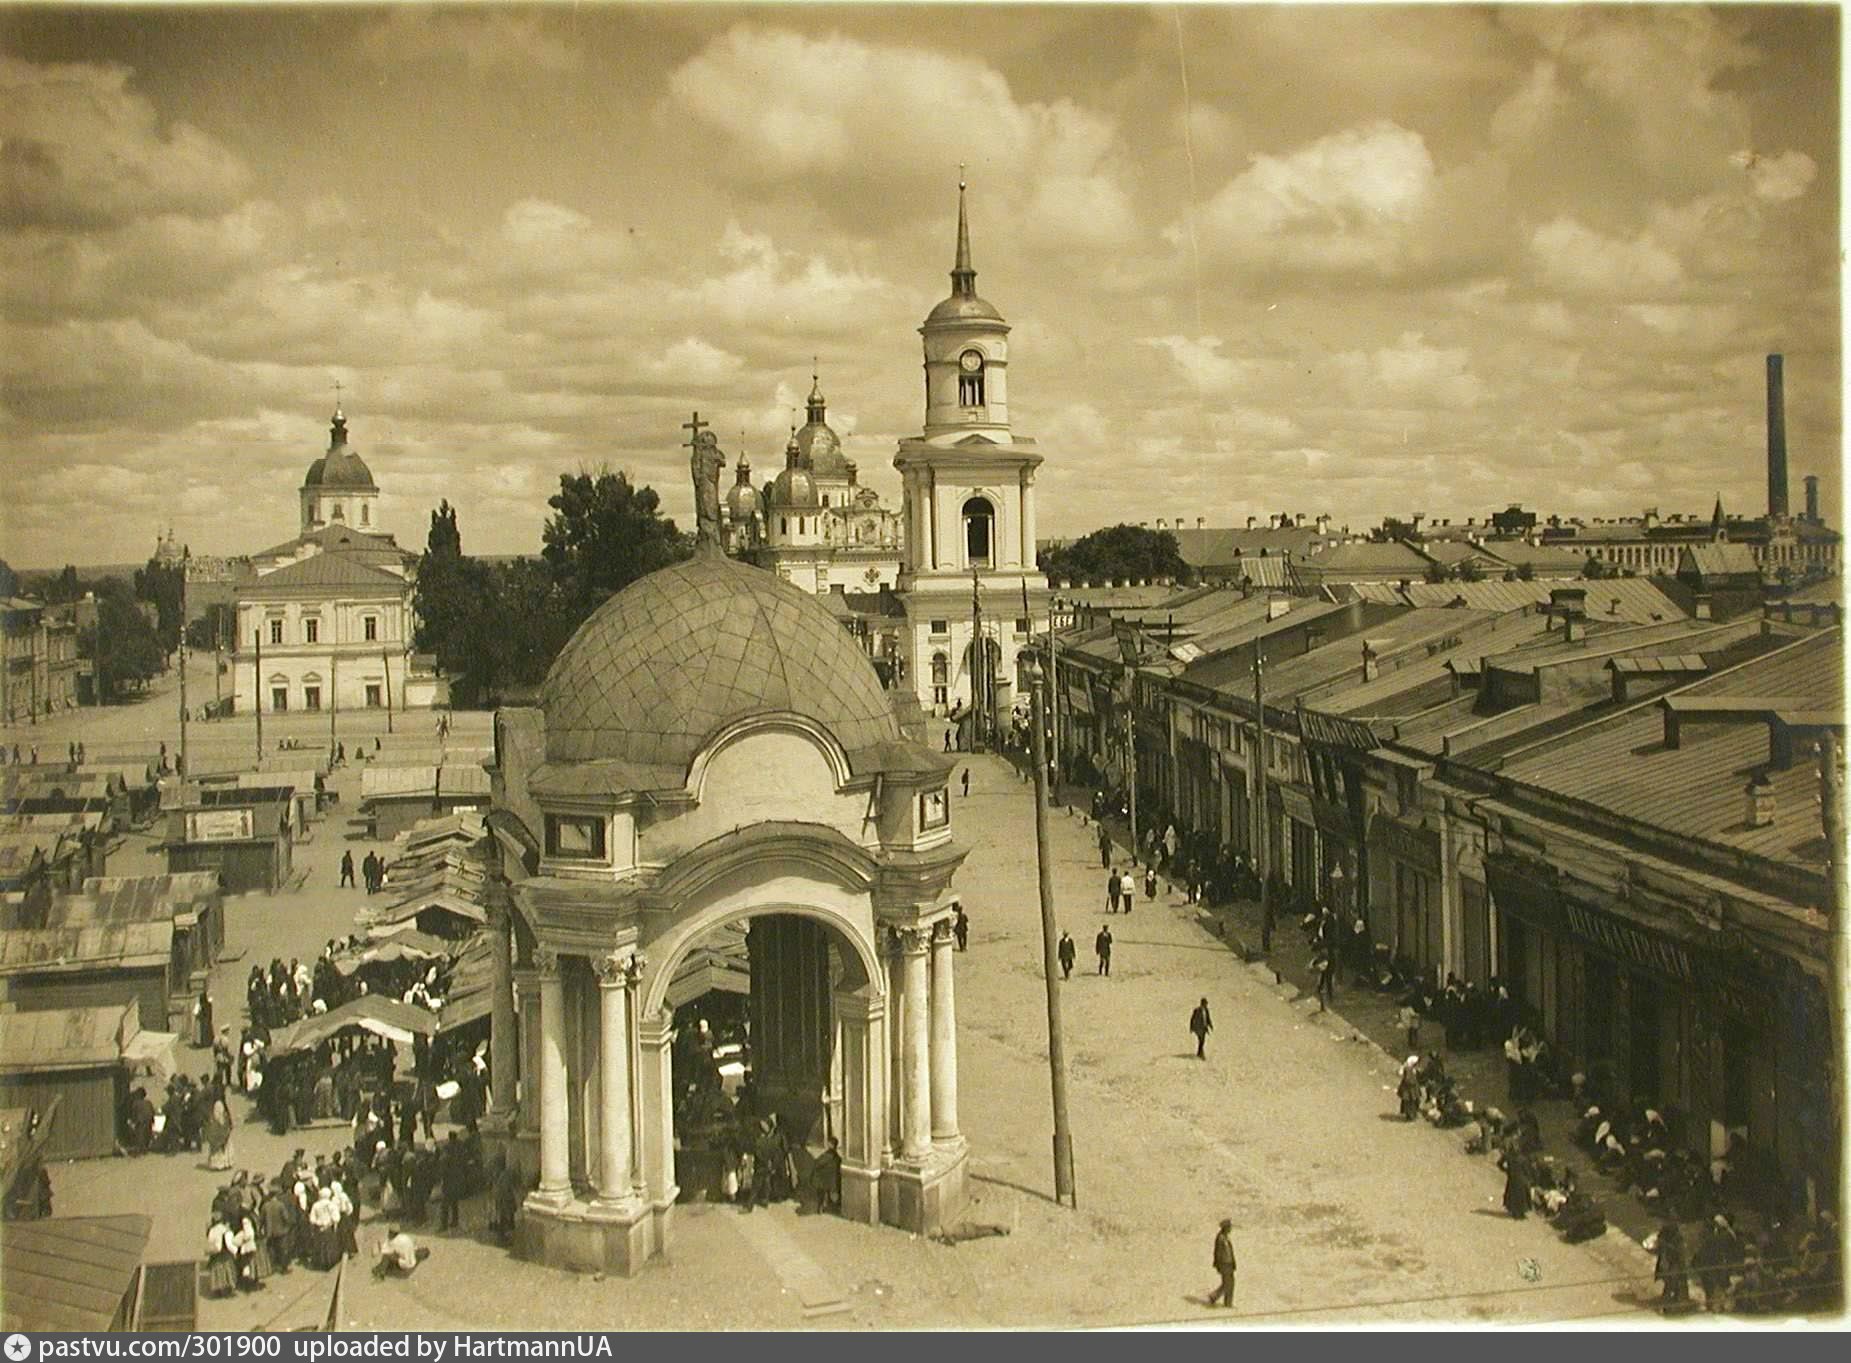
[0,922,175,974]
[0,1004,137,1072]
[1680,542,1761,579]
[1298,540,1431,575]
[254,523,402,562]
[1,1215,152,1332]
[245,551,406,593]
[1171,525,1332,565]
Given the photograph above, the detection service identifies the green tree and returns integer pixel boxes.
[0,558,19,598]
[1455,558,1485,583]
[541,468,688,614]
[1423,560,1450,584]
[1583,555,1608,580]
[81,580,163,701]
[134,556,184,661]
[1039,524,1191,585]
[185,603,236,652]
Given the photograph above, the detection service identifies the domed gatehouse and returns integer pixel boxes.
[482,430,969,1276]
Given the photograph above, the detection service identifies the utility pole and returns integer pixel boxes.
[178,548,189,777]
[214,607,223,707]
[1819,730,1847,1301]
[1125,684,1138,853]
[1254,646,1273,953]
[1027,657,1076,1208]
[969,566,986,752]
[253,629,263,762]
[329,650,338,758]
[381,649,394,734]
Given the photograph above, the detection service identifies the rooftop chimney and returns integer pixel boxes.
[1745,775,1774,829]
[1267,596,1290,620]
[1767,353,1790,519]
[1155,518,1167,530]
[1246,516,1257,530]
[1361,641,1380,681]
[1804,474,1820,522]
[1196,517,1206,530]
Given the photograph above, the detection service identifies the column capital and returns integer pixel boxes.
[890,925,931,956]
[594,950,646,987]
[532,946,561,979]
[931,918,956,947]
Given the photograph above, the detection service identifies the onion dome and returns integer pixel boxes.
[726,455,764,521]
[302,409,377,490]
[794,371,852,480]
[540,553,902,770]
[768,430,820,510]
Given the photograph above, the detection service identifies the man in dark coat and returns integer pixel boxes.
[1210,1219,1237,1307]
[340,851,355,888]
[953,905,969,952]
[1499,1148,1533,1219]
[1057,931,1076,980]
[1098,826,1113,869]
[1095,926,1113,977]
[437,1133,468,1231]
[1190,999,1214,1060]
[1107,868,1121,914]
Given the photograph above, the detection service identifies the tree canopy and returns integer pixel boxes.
[415,474,686,706]
[133,555,184,659]
[1039,524,1191,585]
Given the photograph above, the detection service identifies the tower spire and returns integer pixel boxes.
[952,164,976,298]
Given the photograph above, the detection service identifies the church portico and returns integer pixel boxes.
[490,465,972,1279]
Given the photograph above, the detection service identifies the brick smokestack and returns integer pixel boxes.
[1804,474,1820,522]
[1767,353,1789,519]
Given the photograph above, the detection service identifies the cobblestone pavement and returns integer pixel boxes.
[44,723,1662,1329]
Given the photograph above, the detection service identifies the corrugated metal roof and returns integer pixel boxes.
[1,1214,151,1332]
[1681,542,1761,579]
[245,550,406,592]
[1499,631,1841,862]
[1301,541,1429,574]
[1177,601,1355,690]
[1608,655,1709,675]
[1322,609,1556,716]
[1172,525,1330,566]
[1485,617,1733,672]
[0,1004,137,1072]
[1234,607,1499,703]
[0,921,174,973]
[1344,577,1685,624]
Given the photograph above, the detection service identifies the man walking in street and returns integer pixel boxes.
[1210,1219,1237,1308]
[1095,925,1113,976]
[1144,865,1158,903]
[1314,949,1336,1012]
[1058,931,1076,980]
[1190,998,1214,1060]
[1120,867,1137,915]
[1107,867,1121,914]
[340,851,355,889]
[1098,826,1112,869]
[961,767,971,797]
[953,905,969,952]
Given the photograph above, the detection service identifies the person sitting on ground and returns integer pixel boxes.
[373,1227,427,1279]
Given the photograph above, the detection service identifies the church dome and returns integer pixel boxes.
[924,292,1005,326]
[302,411,377,491]
[540,554,901,770]
[795,421,850,479]
[725,476,764,521]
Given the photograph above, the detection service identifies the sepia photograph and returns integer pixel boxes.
[0,0,1843,1334]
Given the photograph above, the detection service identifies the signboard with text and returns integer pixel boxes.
[187,807,254,843]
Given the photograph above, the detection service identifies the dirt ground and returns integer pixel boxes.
[35,688,1661,1329]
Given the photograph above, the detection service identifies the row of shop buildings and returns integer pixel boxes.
[1036,575,1843,1218]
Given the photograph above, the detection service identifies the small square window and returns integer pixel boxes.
[920,788,949,831]
[929,619,949,636]
[546,814,607,860]
[1014,617,1030,634]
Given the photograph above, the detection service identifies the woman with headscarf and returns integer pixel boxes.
[307,1186,340,1270]
[1498,1145,1533,1219]
[203,1091,234,1171]
[204,1213,237,1297]
[1653,1221,1690,1310]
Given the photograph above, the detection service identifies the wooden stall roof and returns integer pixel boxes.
[1,1214,152,1332]
[0,921,174,974]
[271,995,436,1053]
[361,763,492,803]
[0,1003,138,1073]
[69,872,222,923]
[436,932,494,1032]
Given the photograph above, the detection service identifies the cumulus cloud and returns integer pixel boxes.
[1330,331,1484,410]
[1139,335,1257,395]
[1528,216,1685,297]
[354,9,582,74]
[0,54,250,230]
[1188,121,1438,276]
[1732,149,1818,203]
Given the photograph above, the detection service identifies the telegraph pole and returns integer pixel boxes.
[1028,657,1076,1208]
[1819,730,1848,1301]
[1254,647,1272,953]
[178,548,189,777]
[969,567,986,751]
[1125,688,1138,853]
[382,649,394,734]
[253,629,264,762]
[329,651,338,758]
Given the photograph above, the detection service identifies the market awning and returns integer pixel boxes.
[333,931,454,973]
[271,995,438,1054]
[121,1030,178,1089]
[1,1214,151,1332]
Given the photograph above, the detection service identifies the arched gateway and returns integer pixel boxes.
[479,457,970,1277]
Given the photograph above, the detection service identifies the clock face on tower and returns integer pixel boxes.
[959,349,983,373]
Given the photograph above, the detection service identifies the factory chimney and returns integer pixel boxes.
[1804,474,1820,523]
[1767,354,1789,519]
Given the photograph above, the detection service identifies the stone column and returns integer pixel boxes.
[489,898,517,1117]
[593,953,636,1203]
[835,988,886,1224]
[636,1011,678,1212]
[929,920,960,1141]
[899,928,932,1161]
[514,970,539,1136]
[535,949,571,1199]
[885,940,904,1158]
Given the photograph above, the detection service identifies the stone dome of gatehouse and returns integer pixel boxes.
[540,553,901,772]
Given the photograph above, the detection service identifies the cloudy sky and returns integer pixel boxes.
[0,2,1840,567]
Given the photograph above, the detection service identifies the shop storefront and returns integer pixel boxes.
[1372,815,1442,975]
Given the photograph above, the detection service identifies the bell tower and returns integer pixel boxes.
[893,173,1050,724]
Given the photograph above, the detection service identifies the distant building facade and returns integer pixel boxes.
[230,408,445,717]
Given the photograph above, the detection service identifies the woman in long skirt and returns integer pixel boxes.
[247,1210,274,1282]
[205,1217,237,1298]
[204,1096,234,1171]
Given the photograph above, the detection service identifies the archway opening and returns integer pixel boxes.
[665,910,869,1217]
[962,497,994,568]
